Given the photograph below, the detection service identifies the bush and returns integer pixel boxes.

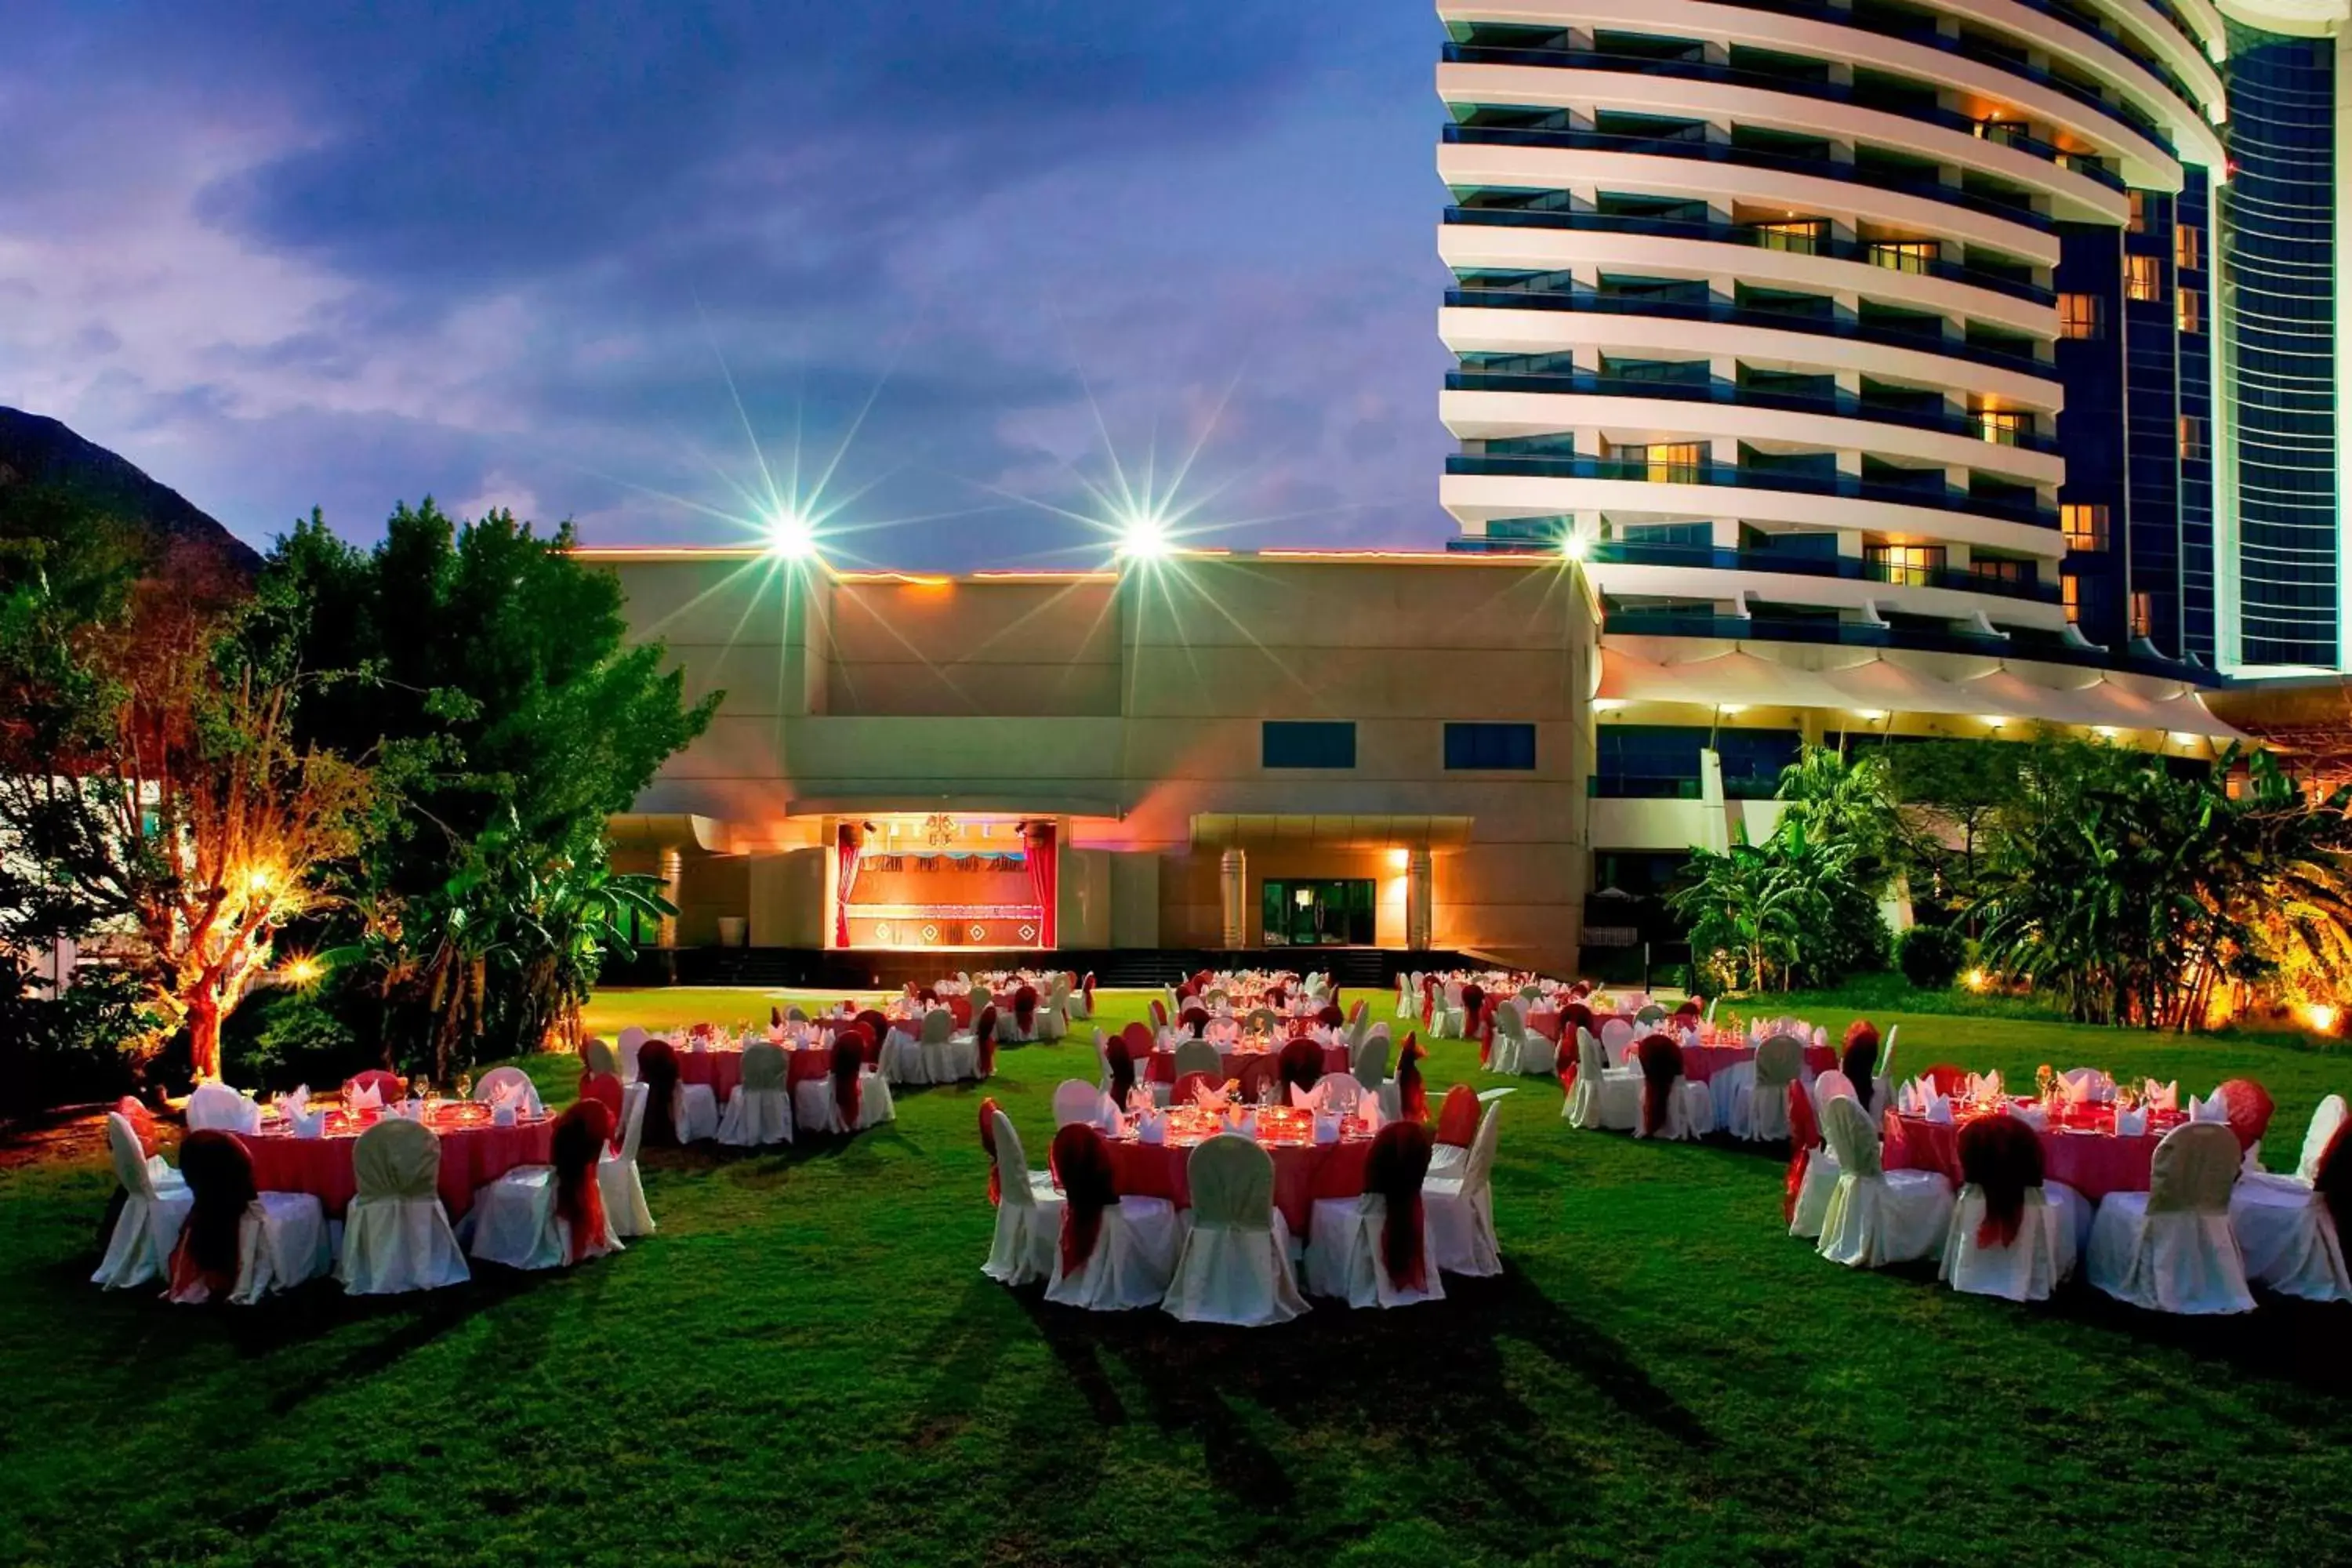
[230,991,377,1092]
[1896,924,1968,990]
[0,961,158,1115]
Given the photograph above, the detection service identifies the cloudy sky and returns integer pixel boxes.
[0,2,1452,567]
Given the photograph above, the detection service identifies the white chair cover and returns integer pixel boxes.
[717,1041,796,1147]
[467,1152,622,1272]
[1171,1040,1222,1081]
[1486,1001,1525,1074]
[2085,1122,2252,1313]
[1739,1034,1804,1142]
[1629,1076,1714,1142]
[922,1005,980,1083]
[616,1026,646,1083]
[1305,1192,1445,1308]
[1789,1145,1842,1240]
[1351,1032,1392,1092]
[673,1060,720,1143]
[1424,1104,1503,1276]
[220,1191,332,1305]
[473,1065,545,1117]
[92,1114,194,1290]
[1054,1080,1109,1127]
[336,1118,470,1294]
[793,1069,898,1134]
[599,1082,655,1238]
[1161,1135,1305,1325]
[185,1082,261,1133]
[1315,1072,1365,1116]
[1599,1018,1635,1065]
[981,1112,1066,1286]
[1939,1185,2075,1303]
[1047,1189,1181,1312]
[2230,1179,2350,1302]
[1816,1094,1955,1268]
[1563,1030,1640,1131]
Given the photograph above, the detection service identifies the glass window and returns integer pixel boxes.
[1867,240,1940,274]
[2179,415,2205,459]
[2177,289,2202,334]
[2176,224,2201,270]
[1864,543,1947,585]
[2059,293,2103,339]
[2127,191,2147,232]
[2125,254,2163,303]
[1444,722,1537,771]
[1260,880,1375,946]
[2062,503,2109,550]
[2130,590,2154,637]
[1975,408,2029,446]
[2062,574,2082,623]
[1969,556,2031,586]
[1618,441,1705,482]
[1751,219,1826,254]
[1261,721,1356,769]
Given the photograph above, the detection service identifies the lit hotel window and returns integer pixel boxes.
[1752,219,1826,255]
[2062,575,2082,623]
[2125,254,2163,303]
[2127,191,2147,233]
[1864,543,1945,586]
[2179,416,2205,459]
[2176,225,2201,271]
[2062,503,2109,550]
[1976,408,2028,446]
[1621,442,1704,483]
[2059,293,2103,339]
[1868,240,1938,274]
[2130,590,2154,638]
[2177,289,2202,334]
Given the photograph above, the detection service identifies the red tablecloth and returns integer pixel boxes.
[1106,1135,1374,1236]
[673,1047,837,1099]
[1676,1043,1839,1084]
[1145,1043,1351,1085]
[237,1110,554,1219]
[1883,1105,2182,1203]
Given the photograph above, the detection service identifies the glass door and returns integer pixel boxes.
[1260,879,1376,946]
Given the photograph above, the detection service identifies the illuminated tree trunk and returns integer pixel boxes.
[187,993,223,1082]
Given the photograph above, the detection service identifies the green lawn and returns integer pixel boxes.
[4,988,2351,1566]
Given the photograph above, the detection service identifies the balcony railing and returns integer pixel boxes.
[1444,452,2061,530]
[1441,45,2125,192]
[1598,610,2214,681]
[1443,368,2060,456]
[1582,539,2060,604]
[1443,125,2059,234]
[1443,206,2055,309]
[1444,286,2053,379]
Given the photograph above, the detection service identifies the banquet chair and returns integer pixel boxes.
[1563,1030,1641,1132]
[1245,1006,1280,1036]
[1171,1040,1222,1083]
[337,1117,470,1294]
[345,1068,408,1106]
[1305,1120,1444,1308]
[1054,1079,1111,1128]
[2217,1078,2278,1171]
[1312,1071,1365,1116]
[2230,1096,2351,1302]
[1163,1133,1307,1325]
[1434,982,1465,1040]
[1069,973,1094,1022]
[794,1033,897,1134]
[670,1043,721,1145]
[599,1082,656,1239]
[1486,1001,1528,1074]
[579,1069,624,1134]
[1786,1079,1842,1241]
[186,1080,263,1133]
[1345,999,1372,1051]
[921,1007,978,1084]
[1277,1036,1325,1101]
[1599,1018,1636,1067]
[717,1040,796,1147]
[1396,974,1417,1020]
[1008,985,1040,1042]
[579,1039,619,1079]
[786,1006,810,1024]
[1352,1032,1393,1095]
[165,1131,331,1305]
[473,1065,546,1118]
[1423,1102,1503,1276]
[1632,1035,1711,1142]
[1635,1003,1668,1027]
[1939,1115,2078,1303]
[1512,1007,1555,1080]
[93,1112,194,1290]
[980,1109,1065,1287]
[877,1012,928,1085]
[615,1026,646,1083]
[2086,1122,2254,1314]
[1918,1063,1970,1096]
[467,1101,623,1272]
[1737,1034,1806,1142]
[1047,1123,1182,1311]
[1816,1093,1956,1269]
[971,1006,1000,1082]
[1036,991,1069,1043]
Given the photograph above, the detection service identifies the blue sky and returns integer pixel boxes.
[0,2,1453,567]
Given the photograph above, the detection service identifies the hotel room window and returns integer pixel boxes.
[2178,289,2202,334]
[1444,722,1537,771]
[1261,721,1356,769]
[2125,254,2163,303]
[2176,224,2201,271]
[2059,293,2103,339]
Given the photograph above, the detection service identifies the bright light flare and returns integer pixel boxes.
[1965,967,1990,993]
[2302,1003,2339,1034]
[280,955,324,988]
[1116,510,1176,562]
[1560,531,1589,561]
[765,508,820,561]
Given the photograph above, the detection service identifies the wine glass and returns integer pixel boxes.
[455,1072,474,1103]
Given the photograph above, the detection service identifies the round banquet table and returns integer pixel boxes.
[1882,1104,2183,1203]
[1145,1042,1351,1085]
[236,1108,554,1219]
[1107,1133,1374,1237]
[673,1045,842,1101]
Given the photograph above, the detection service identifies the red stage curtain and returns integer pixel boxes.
[1023,822,1057,947]
[835,823,862,947]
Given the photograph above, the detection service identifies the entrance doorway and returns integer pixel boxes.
[1261,879,1375,946]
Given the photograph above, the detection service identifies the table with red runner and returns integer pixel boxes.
[1145,1042,1352,1085]
[1678,1042,1838,1084]
[1106,1134,1375,1236]
[673,1045,844,1101]
[236,1107,555,1219]
[1883,1102,2184,1203]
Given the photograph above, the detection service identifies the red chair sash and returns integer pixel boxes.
[1105,1040,1137,1107]
[347,1069,405,1102]
[579,1070,622,1136]
[1179,1005,1210,1035]
[2218,1078,2276,1153]
[1367,1120,1433,1293]
[170,1130,256,1297]
[949,995,973,1028]
[1051,1123,1117,1277]
[1317,1003,1345,1028]
[114,1096,159,1159]
[1171,1071,1219,1105]
[1013,985,1038,1032]
[552,1099,613,1263]
[830,1031,866,1128]
[1958,1113,2043,1250]
[1435,1083,1478,1147]
[1636,1033,1683,1137]
[1784,1079,1820,1223]
[1675,998,1703,1018]
[1235,1054,1280,1103]
[1277,1036,1324,1096]
[1119,1021,1153,1058]
[1462,985,1488,1065]
[974,1006,999,1077]
[2315,1120,2352,1242]
[1839,1034,1879,1116]
[636,1040,680,1145]
[1150,999,1169,1029]
[1921,1063,1969,1095]
[856,1010,891,1051]
[978,1097,1002,1205]
[1396,1033,1428,1122]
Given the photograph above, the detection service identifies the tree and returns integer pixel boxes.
[0,490,387,1080]
[1669,820,1860,993]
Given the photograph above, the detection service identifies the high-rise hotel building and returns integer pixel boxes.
[1439,0,2352,678]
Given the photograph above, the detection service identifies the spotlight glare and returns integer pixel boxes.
[1117,510,1175,562]
[1560,531,1588,561]
[766,509,819,561]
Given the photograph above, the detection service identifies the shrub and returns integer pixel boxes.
[1896,924,1968,990]
[0,961,158,1115]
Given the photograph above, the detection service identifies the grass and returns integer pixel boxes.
[4,986,2352,1566]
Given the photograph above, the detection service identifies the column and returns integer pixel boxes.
[1219,848,1247,948]
[1406,849,1434,952]
[659,846,683,949]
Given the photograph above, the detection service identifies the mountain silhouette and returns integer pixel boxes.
[0,406,260,573]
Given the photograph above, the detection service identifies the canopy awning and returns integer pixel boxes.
[784,794,1126,819]
[1190,814,1475,851]
[1653,649,1857,712]
[606,814,733,853]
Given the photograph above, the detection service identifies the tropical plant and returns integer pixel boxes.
[1669,820,1861,993]
[1894,923,1968,990]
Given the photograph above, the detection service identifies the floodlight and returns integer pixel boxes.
[1116,510,1175,561]
[766,509,819,561]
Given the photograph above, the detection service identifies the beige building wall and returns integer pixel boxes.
[586,550,1598,974]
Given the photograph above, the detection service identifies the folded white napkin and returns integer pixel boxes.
[2063,1076,2094,1107]
[2190,1090,2229,1123]
[1924,1095,1953,1124]
[2143,1079,2179,1112]
[1237,1109,1258,1138]
[1313,1113,1340,1145]
[492,1102,517,1127]
[1103,1104,1128,1138]
[293,1109,325,1138]
[2115,1107,2151,1137]
[348,1082,382,1113]
[274,1084,310,1122]
[690,1036,709,1054]
[1289,1081,1327,1112]
[1192,1083,1229,1112]
[2013,1103,2048,1130]
[1137,1113,1167,1145]
[1358,1094,1383,1133]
